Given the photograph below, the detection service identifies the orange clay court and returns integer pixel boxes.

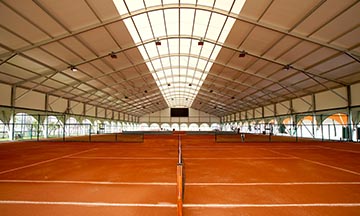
[0,133,360,216]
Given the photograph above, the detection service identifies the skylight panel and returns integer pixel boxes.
[197,0,215,8]
[133,14,153,41]
[168,39,179,54]
[151,58,162,69]
[180,0,195,5]
[138,46,148,59]
[123,19,140,43]
[144,0,162,8]
[148,11,166,38]
[125,0,145,12]
[144,43,158,57]
[180,39,191,53]
[113,0,128,15]
[114,0,247,108]
[163,0,178,5]
[209,44,221,60]
[207,13,227,41]
[180,9,195,36]
[231,0,247,14]
[165,9,179,36]
[214,0,234,12]
[161,57,171,67]
[193,10,211,37]
[200,43,215,58]
[197,59,208,70]
[188,57,198,68]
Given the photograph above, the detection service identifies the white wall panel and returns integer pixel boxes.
[276,100,290,115]
[106,109,112,119]
[0,83,11,106]
[293,95,312,113]
[255,107,262,118]
[351,83,360,106]
[264,105,274,117]
[316,87,347,110]
[246,109,253,119]
[86,105,96,117]
[97,107,105,118]
[49,96,67,113]
[70,101,84,115]
[16,88,45,110]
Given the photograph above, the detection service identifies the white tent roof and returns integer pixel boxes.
[0,0,359,116]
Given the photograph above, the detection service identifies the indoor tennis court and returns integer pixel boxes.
[0,133,359,215]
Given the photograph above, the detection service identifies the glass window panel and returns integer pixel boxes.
[124,19,140,43]
[125,0,144,12]
[165,9,179,36]
[113,0,128,15]
[164,69,172,76]
[148,11,166,38]
[231,0,247,14]
[180,9,195,36]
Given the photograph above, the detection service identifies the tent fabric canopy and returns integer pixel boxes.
[0,0,359,117]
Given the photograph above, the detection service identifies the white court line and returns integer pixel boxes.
[0,200,176,207]
[183,203,360,208]
[186,182,360,186]
[263,148,360,176]
[0,148,98,175]
[0,179,176,186]
[183,157,296,160]
[317,146,360,154]
[0,200,359,208]
[68,156,176,160]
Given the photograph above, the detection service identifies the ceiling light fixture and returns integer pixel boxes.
[283,64,291,71]
[188,83,192,86]
[167,83,171,86]
[124,96,128,99]
[239,50,246,58]
[155,38,161,46]
[109,52,117,59]
[231,96,235,99]
[144,90,148,93]
[209,89,213,93]
[69,65,78,72]
[198,38,204,46]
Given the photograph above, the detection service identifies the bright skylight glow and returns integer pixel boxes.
[113,0,246,108]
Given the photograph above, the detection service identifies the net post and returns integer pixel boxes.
[177,134,183,216]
